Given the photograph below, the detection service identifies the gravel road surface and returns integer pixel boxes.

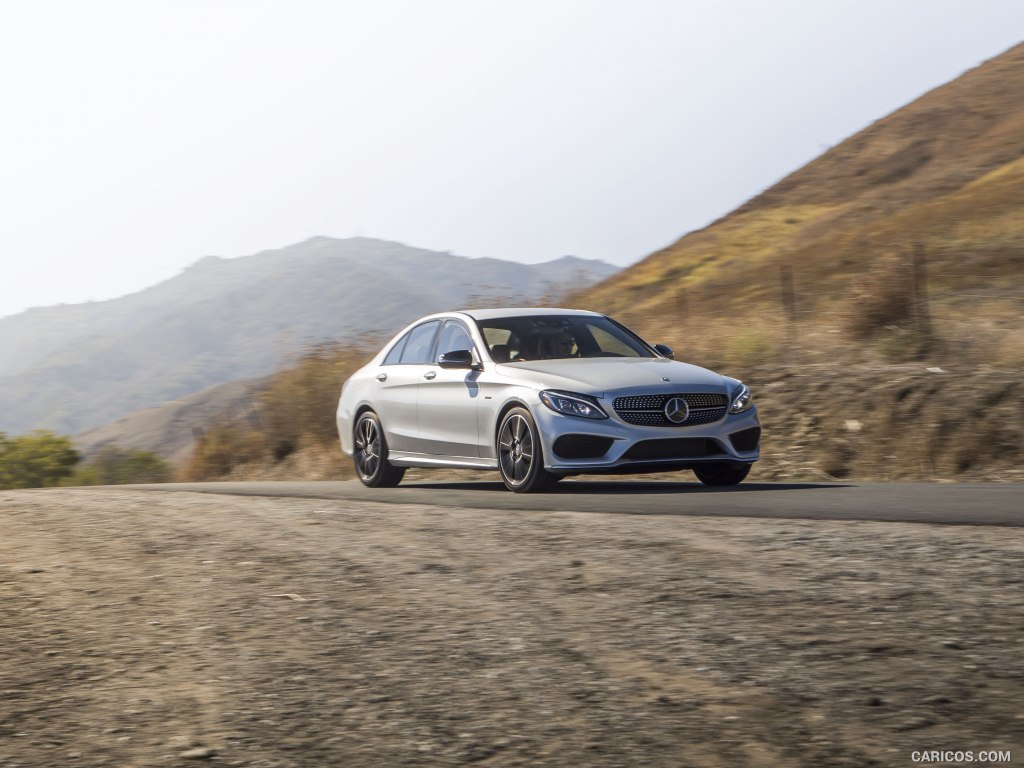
[1,487,1021,767]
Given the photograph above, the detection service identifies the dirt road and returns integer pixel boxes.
[1,489,1021,767]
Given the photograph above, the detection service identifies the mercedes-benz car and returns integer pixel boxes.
[336,308,760,492]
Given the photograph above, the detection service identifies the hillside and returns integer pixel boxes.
[74,376,267,465]
[572,43,1024,368]
[0,238,616,436]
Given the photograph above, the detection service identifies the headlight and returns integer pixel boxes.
[539,390,608,420]
[728,383,753,414]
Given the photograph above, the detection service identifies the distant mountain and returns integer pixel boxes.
[0,237,617,435]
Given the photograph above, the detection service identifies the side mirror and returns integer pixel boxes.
[438,349,481,369]
[653,343,674,359]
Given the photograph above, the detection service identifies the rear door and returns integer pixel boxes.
[371,320,440,452]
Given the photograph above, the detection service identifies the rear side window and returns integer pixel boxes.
[399,321,440,364]
[382,333,409,365]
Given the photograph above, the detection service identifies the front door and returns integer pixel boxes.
[417,319,481,457]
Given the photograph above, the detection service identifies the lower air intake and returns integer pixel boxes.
[622,438,722,461]
[553,434,614,459]
[729,427,761,453]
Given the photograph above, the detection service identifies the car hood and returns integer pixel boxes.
[495,357,729,397]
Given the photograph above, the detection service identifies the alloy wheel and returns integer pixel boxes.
[354,415,381,480]
[498,413,534,485]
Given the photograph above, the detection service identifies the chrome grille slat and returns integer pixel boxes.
[612,392,727,427]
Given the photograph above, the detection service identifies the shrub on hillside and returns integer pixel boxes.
[725,329,777,368]
[839,251,915,340]
[68,445,173,486]
[181,424,267,481]
[0,430,80,489]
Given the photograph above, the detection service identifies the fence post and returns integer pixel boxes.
[674,286,688,322]
[910,243,932,337]
[780,265,797,321]
[780,265,796,363]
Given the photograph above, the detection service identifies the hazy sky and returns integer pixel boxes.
[1,1,1021,320]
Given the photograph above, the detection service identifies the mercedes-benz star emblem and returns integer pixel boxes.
[664,397,689,424]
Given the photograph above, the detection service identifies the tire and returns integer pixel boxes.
[497,407,558,493]
[693,462,751,486]
[353,411,405,488]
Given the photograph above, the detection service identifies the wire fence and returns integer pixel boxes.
[590,244,1024,368]
[653,248,1023,321]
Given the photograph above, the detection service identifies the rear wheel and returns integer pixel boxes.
[693,462,751,486]
[497,407,558,493]
[354,411,405,488]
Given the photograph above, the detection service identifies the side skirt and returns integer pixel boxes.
[387,451,499,470]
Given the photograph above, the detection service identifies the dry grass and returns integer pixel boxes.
[181,343,375,481]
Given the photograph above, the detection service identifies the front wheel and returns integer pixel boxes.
[693,462,751,486]
[497,407,558,493]
[353,411,405,488]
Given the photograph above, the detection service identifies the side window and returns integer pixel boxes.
[382,332,410,365]
[435,320,475,357]
[399,321,440,365]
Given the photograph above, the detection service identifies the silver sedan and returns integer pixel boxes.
[336,308,760,492]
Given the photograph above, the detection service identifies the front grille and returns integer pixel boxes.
[622,438,722,461]
[613,392,727,427]
[553,434,614,459]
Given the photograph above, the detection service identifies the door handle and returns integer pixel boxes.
[376,373,387,382]
[423,371,437,380]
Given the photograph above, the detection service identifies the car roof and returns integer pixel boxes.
[457,307,602,321]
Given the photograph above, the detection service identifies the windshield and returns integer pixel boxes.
[477,315,655,362]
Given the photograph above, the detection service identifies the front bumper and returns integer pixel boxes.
[532,401,760,474]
